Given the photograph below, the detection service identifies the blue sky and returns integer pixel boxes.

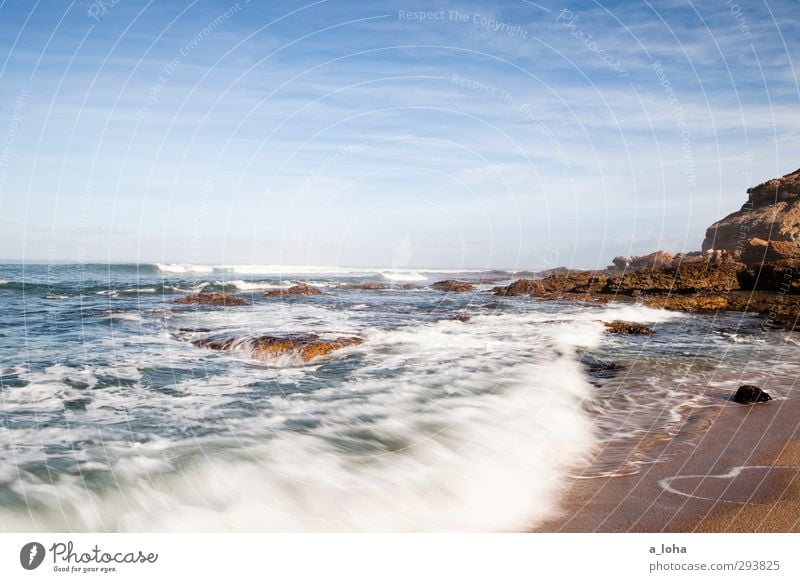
[0,0,798,269]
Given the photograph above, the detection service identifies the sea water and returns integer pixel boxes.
[0,263,796,531]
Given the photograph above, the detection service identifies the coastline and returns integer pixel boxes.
[533,383,800,532]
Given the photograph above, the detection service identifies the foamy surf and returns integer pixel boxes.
[0,314,598,532]
[1,262,793,533]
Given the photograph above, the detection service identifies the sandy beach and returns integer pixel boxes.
[534,386,800,532]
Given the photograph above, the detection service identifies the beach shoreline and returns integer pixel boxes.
[533,385,800,532]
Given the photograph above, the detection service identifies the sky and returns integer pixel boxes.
[0,0,798,270]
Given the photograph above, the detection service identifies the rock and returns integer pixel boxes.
[733,384,772,404]
[264,283,323,297]
[493,279,543,296]
[671,252,706,267]
[194,333,363,363]
[602,321,653,334]
[451,314,471,322]
[629,251,674,270]
[610,256,629,270]
[641,294,729,312]
[174,293,249,306]
[494,271,608,297]
[581,354,623,379]
[431,279,474,292]
[741,238,800,265]
[702,168,800,258]
[605,263,744,294]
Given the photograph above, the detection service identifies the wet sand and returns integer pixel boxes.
[534,390,800,532]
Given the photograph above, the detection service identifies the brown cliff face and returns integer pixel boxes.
[702,169,800,256]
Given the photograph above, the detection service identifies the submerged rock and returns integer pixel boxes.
[264,283,323,297]
[174,293,249,306]
[602,321,653,334]
[194,333,363,363]
[431,279,474,292]
[733,384,772,404]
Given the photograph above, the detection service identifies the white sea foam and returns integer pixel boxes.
[0,313,599,532]
[223,280,289,291]
[380,270,428,282]
[156,263,214,274]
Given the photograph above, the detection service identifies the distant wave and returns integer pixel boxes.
[155,263,214,274]
[380,271,428,282]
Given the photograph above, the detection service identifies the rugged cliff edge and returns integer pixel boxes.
[496,168,800,330]
[702,168,800,259]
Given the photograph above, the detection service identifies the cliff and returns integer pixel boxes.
[702,168,800,261]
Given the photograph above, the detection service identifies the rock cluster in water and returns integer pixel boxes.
[194,333,363,363]
[174,293,249,306]
[264,283,323,297]
[431,279,475,292]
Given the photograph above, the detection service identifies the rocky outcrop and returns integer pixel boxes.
[733,385,772,404]
[702,168,800,258]
[602,321,653,334]
[252,335,362,361]
[174,293,249,306]
[431,280,474,292]
[631,251,674,270]
[640,294,730,312]
[493,279,544,296]
[194,333,363,363]
[264,283,323,297]
[744,260,800,292]
[740,238,800,264]
[493,271,607,297]
[606,263,745,294]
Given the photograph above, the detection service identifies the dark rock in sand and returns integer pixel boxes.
[733,384,772,404]
[264,283,323,297]
[602,321,653,335]
[174,293,249,306]
[431,279,474,292]
[194,333,363,363]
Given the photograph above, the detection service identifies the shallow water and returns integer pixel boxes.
[0,263,797,531]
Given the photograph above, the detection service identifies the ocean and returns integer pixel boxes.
[0,262,797,531]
